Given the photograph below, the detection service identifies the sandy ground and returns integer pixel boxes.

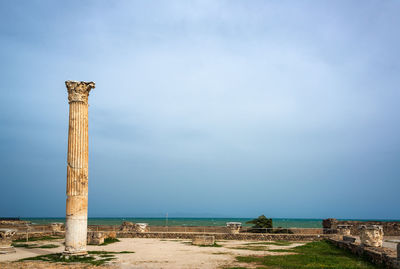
[0,238,306,269]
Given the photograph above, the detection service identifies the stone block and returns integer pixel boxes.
[322,218,338,234]
[107,231,117,239]
[0,229,16,254]
[226,222,241,234]
[343,236,356,243]
[359,225,383,247]
[50,223,64,232]
[135,223,149,233]
[120,221,135,232]
[192,236,215,246]
[337,225,352,236]
[87,232,105,245]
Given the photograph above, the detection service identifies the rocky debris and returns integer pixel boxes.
[337,225,352,236]
[0,229,17,254]
[120,222,149,233]
[50,223,64,232]
[87,232,105,245]
[343,236,356,243]
[359,225,384,247]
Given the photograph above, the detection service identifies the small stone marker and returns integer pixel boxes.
[226,222,242,234]
[192,236,215,246]
[87,232,105,245]
[359,225,383,247]
[0,229,17,254]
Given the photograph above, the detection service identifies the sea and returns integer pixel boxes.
[20,218,399,228]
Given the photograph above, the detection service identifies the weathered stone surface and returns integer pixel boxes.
[322,218,338,234]
[324,219,400,236]
[359,225,384,247]
[87,232,105,245]
[192,236,215,246]
[0,229,16,254]
[0,220,30,226]
[117,231,328,241]
[337,224,352,236]
[329,238,400,269]
[397,243,399,261]
[135,223,149,233]
[64,80,95,255]
[226,222,241,234]
[107,231,117,239]
[120,222,135,232]
[51,223,65,232]
[119,222,149,233]
[343,236,356,243]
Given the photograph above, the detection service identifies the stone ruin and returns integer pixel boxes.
[50,222,65,233]
[359,225,384,247]
[397,243,400,261]
[337,224,352,236]
[87,232,105,245]
[192,235,215,246]
[0,229,16,254]
[322,218,338,234]
[120,221,149,233]
[135,223,149,233]
[226,222,242,234]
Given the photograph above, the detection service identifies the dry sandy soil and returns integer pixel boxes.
[0,238,305,269]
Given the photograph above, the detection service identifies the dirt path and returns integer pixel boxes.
[0,238,306,268]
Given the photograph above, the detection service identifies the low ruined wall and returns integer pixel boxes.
[323,219,400,236]
[117,232,328,241]
[328,238,399,269]
[13,231,63,241]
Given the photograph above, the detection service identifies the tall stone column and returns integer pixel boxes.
[64,81,95,255]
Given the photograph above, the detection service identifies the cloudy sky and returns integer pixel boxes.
[1,0,399,219]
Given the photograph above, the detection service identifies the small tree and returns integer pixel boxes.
[246,215,273,233]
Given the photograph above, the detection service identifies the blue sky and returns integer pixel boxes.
[0,0,399,219]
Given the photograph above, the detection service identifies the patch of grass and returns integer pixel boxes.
[212,252,230,255]
[13,236,63,242]
[19,253,111,266]
[88,237,120,246]
[231,246,267,251]
[88,250,134,254]
[193,242,223,247]
[12,243,58,249]
[246,241,292,246]
[235,241,380,269]
[99,254,114,258]
[19,250,133,266]
[38,244,59,249]
[101,237,120,245]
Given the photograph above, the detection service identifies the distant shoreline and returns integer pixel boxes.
[16,217,400,228]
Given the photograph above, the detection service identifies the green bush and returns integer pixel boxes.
[246,215,273,233]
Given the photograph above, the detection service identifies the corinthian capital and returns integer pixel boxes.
[65,81,95,104]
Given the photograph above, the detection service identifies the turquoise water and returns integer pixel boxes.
[21,218,400,228]
[22,218,322,227]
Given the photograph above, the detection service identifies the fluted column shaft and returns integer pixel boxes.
[64,81,95,255]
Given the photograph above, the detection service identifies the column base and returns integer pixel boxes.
[62,250,88,257]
